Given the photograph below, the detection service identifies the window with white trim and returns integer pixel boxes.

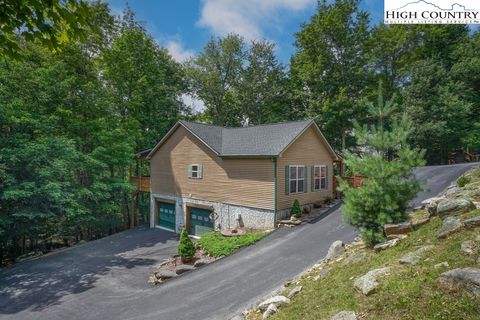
[188,164,203,179]
[289,165,305,193]
[313,165,327,190]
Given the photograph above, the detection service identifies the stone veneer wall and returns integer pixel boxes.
[150,192,275,233]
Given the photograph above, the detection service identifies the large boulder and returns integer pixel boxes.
[258,296,290,311]
[154,270,177,280]
[436,216,463,239]
[326,240,345,260]
[421,196,446,216]
[437,198,476,218]
[399,245,434,265]
[384,222,413,236]
[464,216,480,229]
[438,268,480,297]
[354,267,391,295]
[331,311,357,320]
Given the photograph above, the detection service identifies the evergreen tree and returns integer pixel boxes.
[340,86,425,246]
[178,228,196,261]
[290,199,302,219]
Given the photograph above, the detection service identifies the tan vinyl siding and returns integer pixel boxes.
[277,126,334,210]
[150,126,274,210]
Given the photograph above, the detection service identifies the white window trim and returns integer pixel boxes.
[289,165,305,194]
[313,165,327,191]
[188,164,203,179]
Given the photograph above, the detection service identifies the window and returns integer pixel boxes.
[289,165,306,194]
[188,164,203,179]
[313,165,327,191]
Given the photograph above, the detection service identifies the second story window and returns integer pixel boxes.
[188,164,203,179]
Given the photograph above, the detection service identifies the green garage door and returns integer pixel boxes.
[158,202,175,230]
[189,207,213,236]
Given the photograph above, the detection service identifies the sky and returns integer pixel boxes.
[105,0,385,64]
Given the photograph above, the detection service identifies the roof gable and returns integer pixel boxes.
[146,119,337,159]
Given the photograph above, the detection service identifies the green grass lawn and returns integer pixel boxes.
[246,211,480,320]
[197,231,267,257]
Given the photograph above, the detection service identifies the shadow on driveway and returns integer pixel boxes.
[0,226,177,315]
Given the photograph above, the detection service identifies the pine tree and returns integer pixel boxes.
[290,199,302,219]
[339,85,425,246]
[178,228,196,262]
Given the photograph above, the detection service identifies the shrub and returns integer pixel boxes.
[291,199,302,218]
[197,231,266,257]
[457,176,471,188]
[178,228,195,261]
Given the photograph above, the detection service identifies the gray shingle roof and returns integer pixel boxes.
[178,119,315,156]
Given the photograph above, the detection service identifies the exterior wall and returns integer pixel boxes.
[276,126,335,212]
[150,192,275,233]
[150,126,275,210]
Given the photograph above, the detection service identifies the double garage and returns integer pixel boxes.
[156,200,213,237]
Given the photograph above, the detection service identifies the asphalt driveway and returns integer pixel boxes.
[0,163,477,320]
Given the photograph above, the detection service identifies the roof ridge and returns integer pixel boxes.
[180,119,313,130]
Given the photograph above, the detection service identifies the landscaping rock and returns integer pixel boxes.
[15,251,43,263]
[437,198,476,218]
[331,311,357,320]
[421,196,445,216]
[175,264,196,274]
[154,270,177,280]
[193,259,211,268]
[412,217,430,229]
[399,245,434,265]
[287,286,303,298]
[314,267,331,281]
[374,238,400,252]
[464,216,480,229]
[78,240,87,245]
[313,201,323,208]
[384,222,413,236]
[354,267,390,295]
[438,268,480,297]
[326,240,345,260]
[436,216,463,239]
[262,304,277,319]
[387,234,408,240]
[279,219,302,226]
[258,296,290,311]
[342,251,368,266]
[148,274,160,285]
[434,261,450,269]
[461,240,476,255]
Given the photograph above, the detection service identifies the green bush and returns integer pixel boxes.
[457,176,471,188]
[178,228,196,260]
[197,231,266,257]
[291,199,302,218]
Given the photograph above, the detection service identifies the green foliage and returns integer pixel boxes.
[178,228,196,259]
[457,176,471,188]
[340,87,425,246]
[197,231,266,257]
[290,199,302,218]
[0,0,94,59]
[246,213,480,320]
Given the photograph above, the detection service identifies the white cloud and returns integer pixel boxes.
[165,40,195,63]
[181,93,206,113]
[197,0,314,41]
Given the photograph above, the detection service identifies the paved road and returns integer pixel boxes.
[0,163,477,320]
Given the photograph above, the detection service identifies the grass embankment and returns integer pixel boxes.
[246,168,480,320]
[197,231,267,257]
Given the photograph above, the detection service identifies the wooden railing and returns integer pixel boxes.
[341,175,366,188]
[130,176,150,192]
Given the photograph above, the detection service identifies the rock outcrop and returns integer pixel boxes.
[436,216,463,239]
[438,268,480,297]
[436,198,476,218]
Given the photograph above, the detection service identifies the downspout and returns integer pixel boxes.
[273,157,278,227]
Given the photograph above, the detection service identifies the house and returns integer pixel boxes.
[145,119,338,236]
